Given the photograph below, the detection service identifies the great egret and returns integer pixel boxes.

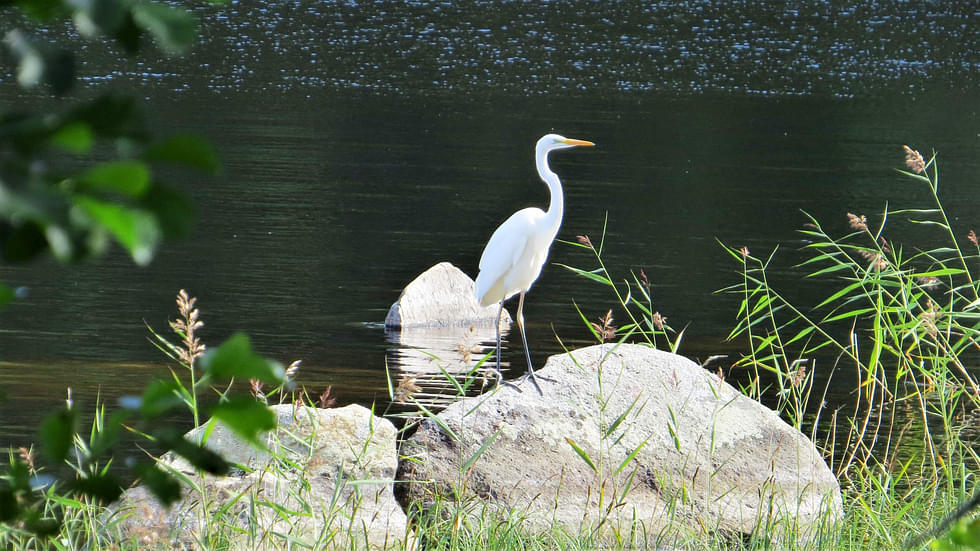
[475,133,595,393]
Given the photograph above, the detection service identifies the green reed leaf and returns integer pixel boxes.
[617,440,648,474]
[556,263,613,286]
[462,429,501,474]
[565,437,597,473]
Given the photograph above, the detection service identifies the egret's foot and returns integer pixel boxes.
[517,370,553,395]
[488,366,525,392]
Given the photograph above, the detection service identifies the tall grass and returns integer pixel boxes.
[713,147,980,548]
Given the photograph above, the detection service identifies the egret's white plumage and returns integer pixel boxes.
[475,133,595,392]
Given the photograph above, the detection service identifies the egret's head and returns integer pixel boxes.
[537,133,595,153]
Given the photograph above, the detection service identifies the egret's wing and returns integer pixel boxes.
[476,212,532,305]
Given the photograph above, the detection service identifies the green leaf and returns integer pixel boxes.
[131,3,197,54]
[565,437,597,473]
[1,221,51,263]
[210,397,276,447]
[71,473,124,504]
[823,307,877,323]
[73,0,128,36]
[143,135,220,174]
[140,183,195,239]
[0,283,15,308]
[79,161,152,197]
[69,95,146,139]
[50,121,93,154]
[74,196,161,266]
[0,486,18,523]
[4,30,74,94]
[200,333,286,384]
[39,407,76,463]
[134,463,182,507]
[138,379,187,418]
[13,0,70,20]
[158,431,229,475]
[22,510,60,537]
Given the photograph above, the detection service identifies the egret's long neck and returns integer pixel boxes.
[537,147,564,236]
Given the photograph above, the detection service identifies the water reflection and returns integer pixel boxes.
[385,323,506,409]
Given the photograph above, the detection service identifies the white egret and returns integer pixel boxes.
[475,133,595,393]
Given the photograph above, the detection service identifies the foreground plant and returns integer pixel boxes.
[558,215,681,353]
[0,0,220,306]
[0,290,284,546]
[719,146,980,548]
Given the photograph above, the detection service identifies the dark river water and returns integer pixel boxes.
[0,1,978,446]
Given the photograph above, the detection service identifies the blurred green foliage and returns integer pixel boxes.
[0,0,283,542]
[0,0,218,302]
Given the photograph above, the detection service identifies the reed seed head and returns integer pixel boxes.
[846,212,868,231]
[591,309,617,342]
[172,289,205,366]
[318,385,337,408]
[576,234,593,248]
[17,446,35,473]
[285,360,302,380]
[790,361,808,388]
[249,378,264,397]
[919,300,941,338]
[903,145,925,174]
[857,249,888,271]
[969,230,979,247]
[394,375,421,403]
[651,311,666,331]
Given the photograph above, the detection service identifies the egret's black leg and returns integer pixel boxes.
[493,299,504,385]
[516,292,544,394]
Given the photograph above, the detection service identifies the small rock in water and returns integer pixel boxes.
[385,261,511,329]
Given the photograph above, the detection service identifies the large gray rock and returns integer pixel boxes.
[398,344,842,546]
[114,404,414,550]
[385,262,512,329]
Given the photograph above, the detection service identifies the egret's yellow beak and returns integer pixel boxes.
[563,138,595,147]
